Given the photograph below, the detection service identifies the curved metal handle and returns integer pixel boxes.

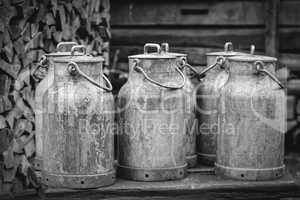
[144,43,160,54]
[56,42,78,52]
[133,59,185,89]
[39,55,47,66]
[177,57,199,75]
[250,44,255,55]
[67,61,113,91]
[255,61,284,89]
[197,56,226,78]
[71,45,87,56]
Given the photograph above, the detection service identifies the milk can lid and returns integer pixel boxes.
[206,42,247,56]
[53,45,104,63]
[54,55,104,63]
[44,42,81,57]
[159,43,187,57]
[45,51,82,57]
[228,54,277,62]
[128,43,177,59]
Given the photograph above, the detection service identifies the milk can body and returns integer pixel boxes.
[34,42,78,170]
[160,43,197,168]
[117,44,187,181]
[42,52,115,188]
[196,43,246,165]
[215,55,286,180]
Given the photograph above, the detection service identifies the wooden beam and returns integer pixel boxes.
[265,0,280,57]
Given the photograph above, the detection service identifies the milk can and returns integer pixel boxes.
[42,46,115,188]
[196,42,246,166]
[160,43,197,168]
[117,43,187,181]
[215,52,286,180]
[34,42,79,170]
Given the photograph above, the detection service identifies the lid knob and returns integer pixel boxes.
[250,45,255,55]
[224,42,233,52]
[161,43,169,53]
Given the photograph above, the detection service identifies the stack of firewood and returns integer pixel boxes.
[0,0,110,195]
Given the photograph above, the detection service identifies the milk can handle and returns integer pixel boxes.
[39,55,47,66]
[133,58,186,89]
[71,45,87,56]
[56,42,78,51]
[254,61,284,89]
[177,57,199,75]
[67,61,113,91]
[144,43,160,54]
[197,56,226,78]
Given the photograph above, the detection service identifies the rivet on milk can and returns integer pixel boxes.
[215,46,286,181]
[196,42,247,166]
[160,43,197,168]
[42,46,115,188]
[117,43,187,181]
[34,41,79,171]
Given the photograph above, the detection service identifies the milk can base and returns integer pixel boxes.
[197,152,216,166]
[42,170,116,189]
[117,164,187,181]
[186,154,197,168]
[215,163,285,181]
[33,157,43,171]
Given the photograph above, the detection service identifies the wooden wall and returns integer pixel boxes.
[110,0,300,68]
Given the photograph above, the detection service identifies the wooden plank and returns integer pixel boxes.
[265,0,279,57]
[111,0,300,27]
[111,28,264,50]
[279,54,300,71]
[1,172,299,200]
[112,27,300,53]
[280,0,300,26]
[111,0,264,26]
[287,79,300,96]
[287,95,296,120]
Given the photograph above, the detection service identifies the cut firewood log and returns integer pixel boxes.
[0,59,21,79]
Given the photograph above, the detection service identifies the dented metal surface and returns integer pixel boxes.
[116,43,187,181]
[42,50,115,189]
[34,42,79,171]
[196,42,247,166]
[215,53,286,181]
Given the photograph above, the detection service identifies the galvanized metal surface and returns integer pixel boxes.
[216,55,286,181]
[42,53,115,188]
[34,42,79,171]
[161,43,197,168]
[117,44,187,181]
[196,42,247,166]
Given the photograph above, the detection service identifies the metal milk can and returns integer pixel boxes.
[42,46,115,188]
[160,43,197,168]
[117,43,187,181]
[215,52,286,180]
[196,42,246,166]
[34,42,79,170]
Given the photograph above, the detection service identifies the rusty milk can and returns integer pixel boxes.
[215,51,286,180]
[34,42,79,170]
[160,43,197,168]
[196,42,246,166]
[117,43,187,181]
[42,46,115,188]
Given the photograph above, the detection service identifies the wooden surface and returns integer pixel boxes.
[265,0,279,57]
[1,169,299,200]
